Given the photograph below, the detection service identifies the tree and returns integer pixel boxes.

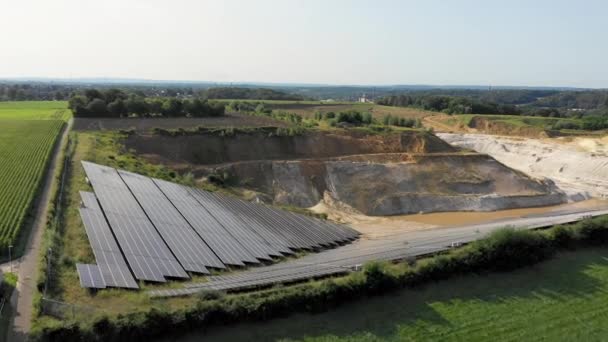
[107,99,127,117]
[86,98,107,116]
[148,99,164,115]
[68,95,89,117]
[161,98,183,117]
[84,89,104,102]
[125,96,148,116]
[104,88,127,103]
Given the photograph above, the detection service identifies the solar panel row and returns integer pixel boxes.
[77,191,138,289]
[82,162,188,282]
[79,161,359,289]
[118,170,224,273]
[153,178,260,266]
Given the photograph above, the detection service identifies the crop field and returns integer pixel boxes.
[172,248,608,342]
[0,101,70,120]
[0,120,64,252]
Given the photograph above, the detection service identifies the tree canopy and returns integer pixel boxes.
[68,89,225,118]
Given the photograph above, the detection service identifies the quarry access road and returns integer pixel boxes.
[150,205,608,297]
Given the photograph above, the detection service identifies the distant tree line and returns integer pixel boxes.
[377,95,522,115]
[202,87,306,101]
[313,110,421,128]
[532,91,608,109]
[0,83,72,101]
[69,89,225,118]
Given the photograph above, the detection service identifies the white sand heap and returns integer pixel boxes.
[438,133,608,200]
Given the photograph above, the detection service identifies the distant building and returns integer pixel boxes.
[358,94,372,103]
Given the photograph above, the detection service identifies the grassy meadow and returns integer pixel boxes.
[0,101,71,120]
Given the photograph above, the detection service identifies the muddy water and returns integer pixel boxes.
[389,199,608,226]
[350,199,608,238]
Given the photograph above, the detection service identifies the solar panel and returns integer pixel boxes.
[260,205,327,248]
[119,170,225,272]
[79,191,138,289]
[76,264,106,289]
[82,162,188,282]
[226,198,318,249]
[212,194,294,254]
[153,178,259,266]
[188,188,279,260]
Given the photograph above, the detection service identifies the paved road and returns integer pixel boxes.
[151,206,608,297]
[6,119,72,342]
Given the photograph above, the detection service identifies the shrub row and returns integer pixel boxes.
[34,133,75,316]
[33,216,608,341]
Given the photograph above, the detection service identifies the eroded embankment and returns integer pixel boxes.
[126,129,567,216]
[125,128,453,165]
[438,133,608,199]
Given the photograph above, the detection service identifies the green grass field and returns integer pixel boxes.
[0,120,64,252]
[0,101,71,120]
[171,248,608,342]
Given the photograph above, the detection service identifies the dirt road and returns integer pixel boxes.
[6,119,72,342]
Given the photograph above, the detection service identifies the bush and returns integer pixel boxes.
[578,217,608,244]
[551,120,581,130]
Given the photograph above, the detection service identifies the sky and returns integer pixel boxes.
[1,0,607,88]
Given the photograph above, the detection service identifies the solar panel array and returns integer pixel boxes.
[149,206,608,298]
[78,161,359,289]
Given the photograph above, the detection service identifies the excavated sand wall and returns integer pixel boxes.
[438,133,608,199]
[125,130,454,165]
[213,154,566,216]
[126,129,568,216]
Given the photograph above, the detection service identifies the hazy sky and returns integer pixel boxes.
[1,0,607,87]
